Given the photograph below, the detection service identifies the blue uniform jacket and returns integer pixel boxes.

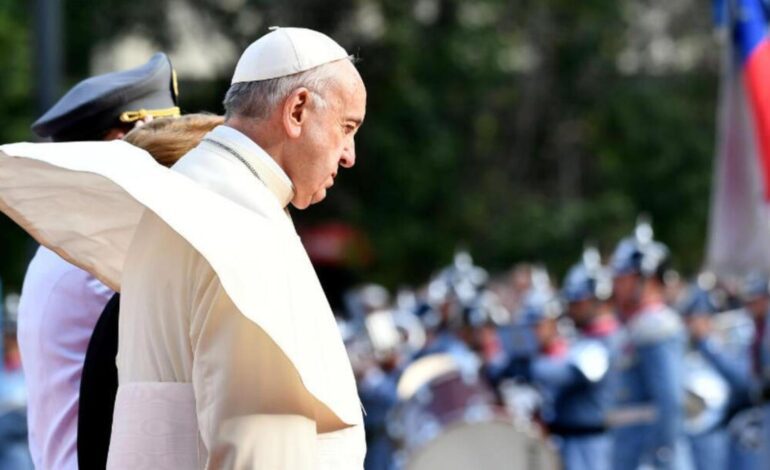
[612,304,693,469]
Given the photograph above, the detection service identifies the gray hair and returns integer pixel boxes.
[223,58,352,121]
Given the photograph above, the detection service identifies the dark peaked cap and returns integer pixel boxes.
[32,53,180,142]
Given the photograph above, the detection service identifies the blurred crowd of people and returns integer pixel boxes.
[339,219,770,470]
[3,216,770,470]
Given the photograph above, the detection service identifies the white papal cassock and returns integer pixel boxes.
[0,125,366,469]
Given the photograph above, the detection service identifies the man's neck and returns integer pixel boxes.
[633,288,665,316]
[225,117,286,172]
[621,281,665,320]
[209,123,296,208]
[639,283,665,308]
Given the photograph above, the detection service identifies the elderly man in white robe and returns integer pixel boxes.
[0,26,365,470]
[109,28,367,469]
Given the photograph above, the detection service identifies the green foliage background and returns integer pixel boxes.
[0,0,718,292]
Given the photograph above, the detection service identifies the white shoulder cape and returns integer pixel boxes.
[0,140,362,430]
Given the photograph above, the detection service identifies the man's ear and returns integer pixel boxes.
[282,87,310,139]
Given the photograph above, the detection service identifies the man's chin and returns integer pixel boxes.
[310,189,328,205]
[290,190,326,210]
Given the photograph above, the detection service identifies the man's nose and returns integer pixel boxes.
[340,143,356,168]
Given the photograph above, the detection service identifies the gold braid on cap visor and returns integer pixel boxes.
[119,107,181,123]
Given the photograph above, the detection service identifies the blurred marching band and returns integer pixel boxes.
[337,218,770,470]
[1,216,770,469]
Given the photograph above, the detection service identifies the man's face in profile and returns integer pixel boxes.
[287,61,367,210]
[612,272,639,317]
[567,298,594,326]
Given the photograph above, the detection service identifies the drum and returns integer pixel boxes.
[406,419,559,470]
[683,351,730,435]
[390,353,559,470]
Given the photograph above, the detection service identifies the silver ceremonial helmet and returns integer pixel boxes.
[339,284,427,366]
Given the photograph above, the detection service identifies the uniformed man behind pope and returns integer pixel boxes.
[15,53,179,470]
[107,28,367,469]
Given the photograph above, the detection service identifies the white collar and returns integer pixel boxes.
[206,125,295,208]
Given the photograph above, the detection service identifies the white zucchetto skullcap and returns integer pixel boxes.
[231,27,350,84]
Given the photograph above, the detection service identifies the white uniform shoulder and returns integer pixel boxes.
[628,305,683,345]
[569,338,610,382]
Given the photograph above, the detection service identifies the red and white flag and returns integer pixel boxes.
[707,0,770,275]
